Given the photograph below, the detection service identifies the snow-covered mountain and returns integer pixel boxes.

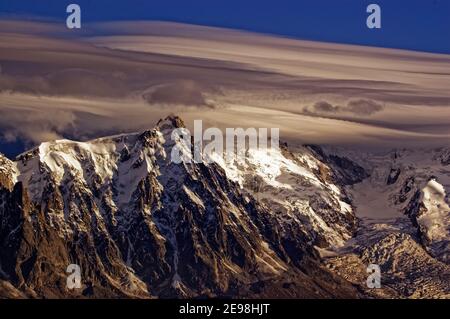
[322,147,450,298]
[0,116,449,298]
[339,148,450,263]
[0,116,363,298]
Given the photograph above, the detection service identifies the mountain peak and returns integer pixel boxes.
[156,114,186,130]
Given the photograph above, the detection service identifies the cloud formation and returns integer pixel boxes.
[304,99,384,116]
[142,80,219,109]
[0,19,450,156]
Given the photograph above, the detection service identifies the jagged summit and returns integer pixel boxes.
[156,114,186,130]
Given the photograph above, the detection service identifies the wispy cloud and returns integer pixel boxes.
[304,99,384,116]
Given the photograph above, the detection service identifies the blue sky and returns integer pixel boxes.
[1,0,449,54]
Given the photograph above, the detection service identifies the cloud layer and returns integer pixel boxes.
[1,19,450,155]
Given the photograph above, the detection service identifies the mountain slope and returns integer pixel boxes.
[322,147,450,298]
[0,116,362,298]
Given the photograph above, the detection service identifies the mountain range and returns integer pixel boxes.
[0,116,448,298]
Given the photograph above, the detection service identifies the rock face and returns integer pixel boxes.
[404,179,450,264]
[0,116,362,298]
